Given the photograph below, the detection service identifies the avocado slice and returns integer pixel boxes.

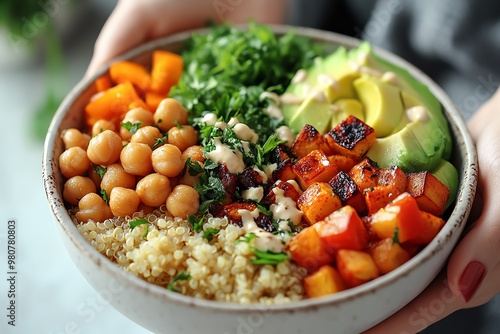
[288,95,335,134]
[331,98,365,128]
[353,76,404,138]
[431,159,459,209]
[367,119,446,172]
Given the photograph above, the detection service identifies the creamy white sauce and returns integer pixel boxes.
[241,187,264,202]
[275,125,295,148]
[286,180,302,193]
[214,121,228,130]
[291,69,307,84]
[381,71,399,85]
[349,60,383,78]
[264,104,283,119]
[201,113,218,126]
[259,91,281,105]
[309,89,328,103]
[329,104,341,113]
[239,209,283,253]
[240,141,251,153]
[252,166,268,184]
[205,138,245,174]
[90,91,105,102]
[227,117,240,127]
[302,83,313,97]
[317,73,340,90]
[233,123,259,143]
[406,106,429,122]
[280,93,304,105]
[264,163,278,180]
[270,188,303,226]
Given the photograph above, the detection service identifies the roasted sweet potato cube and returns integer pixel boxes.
[369,192,425,243]
[313,205,369,254]
[378,166,407,193]
[297,182,343,225]
[304,265,347,298]
[328,171,366,214]
[265,180,302,203]
[364,185,403,215]
[406,171,450,216]
[292,150,338,190]
[292,124,333,159]
[368,238,410,274]
[325,115,376,158]
[288,227,334,272]
[336,250,380,287]
[272,158,297,182]
[271,144,294,162]
[348,158,380,191]
[328,154,360,173]
[411,211,446,245]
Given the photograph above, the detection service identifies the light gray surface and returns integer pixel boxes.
[0,2,151,333]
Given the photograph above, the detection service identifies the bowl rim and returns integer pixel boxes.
[42,24,478,313]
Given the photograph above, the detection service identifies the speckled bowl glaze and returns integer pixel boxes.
[42,25,477,334]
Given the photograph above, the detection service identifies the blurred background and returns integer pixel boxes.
[0,1,498,333]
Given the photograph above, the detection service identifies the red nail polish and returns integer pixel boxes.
[458,261,486,302]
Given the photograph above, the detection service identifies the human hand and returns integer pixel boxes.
[86,0,288,76]
[365,89,500,333]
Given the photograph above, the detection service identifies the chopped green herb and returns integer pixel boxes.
[203,228,219,242]
[129,218,149,230]
[187,215,205,233]
[392,227,400,245]
[174,120,183,129]
[251,249,290,265]
[142,225,149,239]
[121,121,142,134]
[235,233,256,244]
[167,272,191,292]
[93,164,107,178]
[185,157,204,176]
[99,189,108,204]
[153,134,167,149]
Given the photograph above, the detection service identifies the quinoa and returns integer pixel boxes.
[75,205,306,304]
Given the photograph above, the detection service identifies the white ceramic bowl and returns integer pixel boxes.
[42,25,478,334]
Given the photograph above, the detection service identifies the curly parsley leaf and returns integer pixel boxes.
[129,218,149,230]
[251,249,290,265]
[99,189,109,204]
[392,227,400,245]
[187,215,205,233]
[235,233,257,244]
[120,121,142,134]
[93,164,107,178]
[203,228,219,242]
[153,134,167,149]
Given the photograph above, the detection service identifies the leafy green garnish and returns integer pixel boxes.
[174,120,183,129]
[235,233,257,244]
[142,225,149,239]
[120,121,142,134]
[99,189,109,204]
[251,249,290,265]
[93,164,107,178]
[392,227,400,245]
[153,134,167,149]
[167,272,191,292]
[129,218,149,230]
[183,157,204,177]
[187,215,205,233]
[203,228,220,242]
[194,173,226,214]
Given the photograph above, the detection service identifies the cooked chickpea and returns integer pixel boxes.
[76,193,113,223]
[109,187,140,217]
[86,165,102,189]
[137,202,155,215]
[130,126,163,149]
[100,163,136,195]
[87,130,122,165]
[154,98,188,132]
[63,176,97,206]
[120,142,152,176]
[166,185,200,218]
[92,119,116,137]
[61,128,91,150]
[136,173,171,207]
[181,145,205,163]
[120,107,155,140]
[59,146,91,179]
[167,125,198,152]
[151,144,185,177]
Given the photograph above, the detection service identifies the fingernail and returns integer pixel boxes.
[458,261,486,302]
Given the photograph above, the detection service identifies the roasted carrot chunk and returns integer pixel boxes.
[411,211,446,245]
[369,192,424,243]
[289,227,334,272]
[364,185,402,215]
[109,61,152,91]
[406,171,450,216]
[325,115,376,159]
[328,154,360,173]
[336,249,380,287]
[146,91,166,111]
[348,158,380,191]
[304,265,347,298]
[95,73,113,92]
[313,205,369,254]
[150,50,184,95]
[297,182,343,225]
